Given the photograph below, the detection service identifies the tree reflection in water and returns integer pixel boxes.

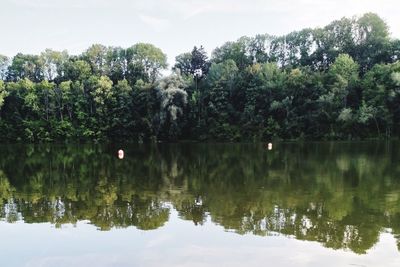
[0,142,399,254]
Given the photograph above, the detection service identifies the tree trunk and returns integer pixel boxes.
[373,117,380,137]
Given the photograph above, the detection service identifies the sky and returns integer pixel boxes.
[1,212,400,267]
[1,0,400,67]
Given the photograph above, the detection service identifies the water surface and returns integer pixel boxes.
[1,142,400,266]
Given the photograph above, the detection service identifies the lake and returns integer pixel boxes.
[0,142,400,267]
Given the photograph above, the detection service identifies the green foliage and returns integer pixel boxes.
[0,81,7,110]
[39,49,69,81]
[212,37,253,69]
[82,44,109,76]
[0,13,399,141]
[156,73,188,140]
[126,43,168,83]
[7,53,43,82]
[174,46,209,77]
[329,54,359,83]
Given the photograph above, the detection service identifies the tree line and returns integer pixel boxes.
[1,13,400,142]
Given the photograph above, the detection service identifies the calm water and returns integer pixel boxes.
[1,142,400,267]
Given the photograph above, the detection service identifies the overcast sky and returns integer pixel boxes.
[1,0,400,66]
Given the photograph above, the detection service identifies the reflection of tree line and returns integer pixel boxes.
[0,143,399,254]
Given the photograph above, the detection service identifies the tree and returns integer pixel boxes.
[0,81,7,112]
[174,52,192,76]
[362,61,400,137]
[91,76,114,113]
[355,13,391,71]
[240,63,285,139]
[106,47,127,83]
[391,39,400,62]
[7,53,43,82]
[109,79,133,139]
[191,46,209,76]
[206,60,239,140]
[174,46,210,77]
[63,59,92,82]
[0,55,9,81]
[311,17,356,70]
[156,73,188,140]
[211,37,253,69]
[270,29,315,68]
[90,76,115,138]
[82,44,109,76]
[328,54,359,108]
[36,80,55,122]
[126,43,167,84]
[39,49,69,81]
[247,34,275,64]
[20,78,38,114]
[54,81,73,121]
[0,14,398,142]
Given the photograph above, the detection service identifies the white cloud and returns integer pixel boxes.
[7,0,112,8]
[139,14,171,31]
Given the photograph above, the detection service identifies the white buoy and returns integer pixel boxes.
[118,149,124,159]
[267,143,273,151]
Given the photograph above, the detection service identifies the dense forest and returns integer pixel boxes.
[0,13,400,142]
